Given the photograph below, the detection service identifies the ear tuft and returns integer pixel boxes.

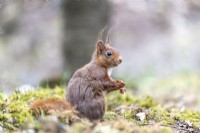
[97,26,108,41]
[97,41,105,54]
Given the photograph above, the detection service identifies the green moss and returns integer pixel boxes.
[0,85,199,132]
[107,91,200,131]
[104,111,119,121]
[11,86,65,102]
[106,91,136,111]
[0,86,65,131]
[172,109,200,128]
[136,96,158,108]
[0,95,32,130]
[146,107,175,124]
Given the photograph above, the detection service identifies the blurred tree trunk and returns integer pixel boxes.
[62,1,111,74]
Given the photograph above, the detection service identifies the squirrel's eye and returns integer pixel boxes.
[106,51,112,57]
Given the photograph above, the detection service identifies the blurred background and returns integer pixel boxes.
[1,0,200,108]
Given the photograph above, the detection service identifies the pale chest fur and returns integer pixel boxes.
[107,68,113,76]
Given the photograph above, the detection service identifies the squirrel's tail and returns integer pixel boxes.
[29,98,74,116]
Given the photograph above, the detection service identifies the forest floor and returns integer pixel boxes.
[0,73,200,133]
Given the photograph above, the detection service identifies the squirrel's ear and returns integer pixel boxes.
[97,41,105,54]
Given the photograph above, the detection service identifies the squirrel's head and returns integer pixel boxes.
[95,27,123,68]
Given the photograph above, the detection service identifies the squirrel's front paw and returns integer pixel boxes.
[116,80,125,88]
[119,87,126,94]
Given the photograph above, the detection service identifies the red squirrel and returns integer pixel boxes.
[30,28,126,121]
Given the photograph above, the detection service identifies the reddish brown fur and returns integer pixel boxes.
[30,98,72,116]
[66,38,126,121]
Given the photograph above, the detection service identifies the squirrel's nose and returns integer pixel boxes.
[118,57,123,64]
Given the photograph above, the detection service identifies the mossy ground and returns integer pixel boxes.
[1,73,200,132]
